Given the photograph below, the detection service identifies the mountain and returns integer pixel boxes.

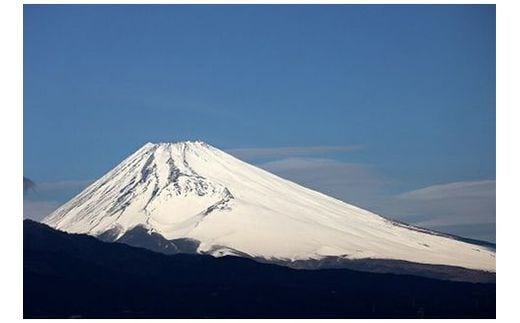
[42,141,495,280]
[24,220,495,319]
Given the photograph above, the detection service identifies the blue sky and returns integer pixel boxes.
[23,5,496,241]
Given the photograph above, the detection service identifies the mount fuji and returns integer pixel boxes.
[42,141,495,280]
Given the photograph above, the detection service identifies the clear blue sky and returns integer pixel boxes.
[24,5,495,241]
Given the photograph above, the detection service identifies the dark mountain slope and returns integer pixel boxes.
[24,220,495,319]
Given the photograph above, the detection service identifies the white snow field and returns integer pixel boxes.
[43,141,495,272]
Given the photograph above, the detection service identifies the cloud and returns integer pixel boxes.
[23,179,92,222]
[23,200,60,221]
[23,177,35,192]
[227,145,363,160]
[260,157,389,207]
[383,180,496,240]
[397,180,495,200]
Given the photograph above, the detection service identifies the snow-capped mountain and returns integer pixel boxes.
[42,141,495,275]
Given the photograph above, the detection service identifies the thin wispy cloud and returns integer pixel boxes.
[227,145,363,160]
[397,180,495,201]
[23,179,92,221]
[23,177,35,192]
[260,157,388,207]
[381,180,496,241]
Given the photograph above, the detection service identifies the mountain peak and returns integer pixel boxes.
[42,142,495,273]
[142,140,211,148]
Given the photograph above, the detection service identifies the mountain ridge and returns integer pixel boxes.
[24,220,496,318]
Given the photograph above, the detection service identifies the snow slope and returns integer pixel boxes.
[42,141,495,272]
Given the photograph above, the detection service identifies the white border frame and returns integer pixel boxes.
[3,0,518,321]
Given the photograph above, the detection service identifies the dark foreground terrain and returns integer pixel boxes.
[24,220,495,318]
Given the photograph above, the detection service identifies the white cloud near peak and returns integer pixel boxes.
[227,145,362,159]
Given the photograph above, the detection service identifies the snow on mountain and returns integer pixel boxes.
[42,141,495,272]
